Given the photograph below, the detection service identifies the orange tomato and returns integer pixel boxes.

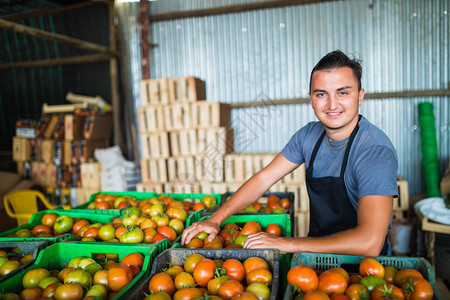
[107,263,134,292]
[266,223,282,236]
[32,224,52,236]
[41,213,58,227]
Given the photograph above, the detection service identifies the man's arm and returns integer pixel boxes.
[244,195,392,256]
[181,153,300,245]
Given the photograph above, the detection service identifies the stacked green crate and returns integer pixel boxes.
[284,253,443,300]
[0,242,159,299]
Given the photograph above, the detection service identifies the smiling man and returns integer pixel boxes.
[182,50,398,256]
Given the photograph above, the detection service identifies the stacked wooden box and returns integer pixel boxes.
[136,76,233,194]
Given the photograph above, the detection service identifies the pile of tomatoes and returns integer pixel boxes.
[145,253,274,300]
[184,221,283,249]
[232,194,291,214]
[2,252,145,299]
[87,193,218,213]
[0,249,33,278]
[287,258,434,300]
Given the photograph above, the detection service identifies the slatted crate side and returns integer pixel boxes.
[192,102,231,128]
[140,78,170,106]
[164,181,202,194]
[140,158,168,183]
[139,132,170,159]
[197,127,234,156]
[282,163,306,184]
[393,177,409,219]
[168,76,206,103]
[194,155,224,182]
[285,182,310,212]
[295,210,310,238]
[169,129,198,157]
[226,182,243,193]
[137,105,166,133]
[224,154,245,183]
[167,156,197,182]
[164,103,194,131]
[253,153,277,173]
[136,182,165,193]
[200,182,228,194]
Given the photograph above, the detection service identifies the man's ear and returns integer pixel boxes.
[358,89,365,106]
[309,93,312,105]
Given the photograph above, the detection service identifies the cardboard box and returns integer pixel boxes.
[79,139,109,163]
[12,136,31,161]
[75,187,100,206]
[41,139,55,163]
[83,114,113,140]
[43,115,61,139]
[63,141,77,166]
[65,114,87,141]
[46,163,57,188]
[80,162,101,189]
[31,161,47,186]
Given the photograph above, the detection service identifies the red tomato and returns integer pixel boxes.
[243,257,269,275]
[345,283,368,300]
[223,259,245,282]
[330,294,350,300]
[267,195,280,204]
[280,198,291,209]
[107,263,134,292]
[217,280,244,300]
[393,269,423,287]
[359,258,385,278]
[72,219,90,235]
[148,272,176,296]
[184,254,205,273]
[41,213,58,227]
[401,277,434,300]
[121,252,144,270]
[223,223,239,233]
[245,268,273,286]
[287,265,319,293]
[383,266,398,284]
[266,223,282,236]
[31,224,52,236]
[303,289,330,300]
[157,226,177,243]
[193,259,216,287]
[371,283,404,300]
[318,270,348,295]
[173,287,203,300]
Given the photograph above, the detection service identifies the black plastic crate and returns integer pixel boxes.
[122,248,280,300]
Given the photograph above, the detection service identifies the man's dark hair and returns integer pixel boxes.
[309,50,363,92]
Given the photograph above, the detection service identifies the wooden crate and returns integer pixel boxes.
[41,139,55,164]
[140,78,170,106]
[164,103,193,131]
[140,132,170,159]
[136,182,165,194]
[140,158,167,183]
[197,127,234,156]
[80,162,101,189]
[75,187,101,206]
[168,76,206,103]
[164,181,202,194]
[169,129,198,157]
[137,105,166,132]
[295,210,310,238]
[45,163,57,188]
[192,102,231,128]
[194,156,224,182]
[224,154,256,183]
[253,153,277,173]
[167,156,196,181]
[12,136,31,161]
[282,163,306,184]
[31,161,46,186]
[393,176,409,218]
[200,182,228,194]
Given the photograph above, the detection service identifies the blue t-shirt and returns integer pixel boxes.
[281,116,398,210]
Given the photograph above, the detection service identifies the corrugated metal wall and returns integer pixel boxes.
[119,0,450,196]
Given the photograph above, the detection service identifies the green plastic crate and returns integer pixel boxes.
[0,241,158,299]
[121,248,280,300]
[70,191,158,216]
[200,213,292,238]
[0,240,48,283]
[284,252,443,300]
[0,210,117,244]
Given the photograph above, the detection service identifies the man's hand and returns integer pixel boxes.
[243,232,291,253]
[181,219,221,245]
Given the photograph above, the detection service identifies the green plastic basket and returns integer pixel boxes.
[70,191,158,216]
[0,240,48,283]
[0,241,158,299]
[284,252,443,300]
[200,213,292,238]
[0,210,117,244]
[122,248,280,300]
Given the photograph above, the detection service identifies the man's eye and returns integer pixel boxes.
[316,93,325,97]
[339,91,348,95]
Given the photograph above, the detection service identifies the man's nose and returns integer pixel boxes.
[328,96,339,110]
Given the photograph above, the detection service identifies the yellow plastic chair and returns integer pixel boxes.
[3,190,67,226]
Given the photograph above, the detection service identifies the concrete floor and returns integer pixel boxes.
[0,209,20,232]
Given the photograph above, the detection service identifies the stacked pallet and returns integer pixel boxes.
[136,77,233,194]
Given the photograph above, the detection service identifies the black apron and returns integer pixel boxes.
[306,118,390,255]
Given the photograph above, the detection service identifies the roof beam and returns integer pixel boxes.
[0,53,111,69]
[0,18,118,56]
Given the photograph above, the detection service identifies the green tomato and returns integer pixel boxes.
[64,269,92,289]
[85,284,108,299]
[15,229,32,237]
[53,215,74,234]
[120,227,144,243]
[0,256,9,268]
[22,268,51,288]
[360,275,386,292]
[3,293,20,300]
[38,276,60,290]
[246,282,271,300]
[234,235,248,247]
[98,224,116,241]
[84,263,103,276]
[168,219,185,235]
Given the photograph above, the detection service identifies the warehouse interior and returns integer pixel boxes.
[0,0,449,298]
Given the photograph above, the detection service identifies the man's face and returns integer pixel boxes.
[309,66,364,140]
